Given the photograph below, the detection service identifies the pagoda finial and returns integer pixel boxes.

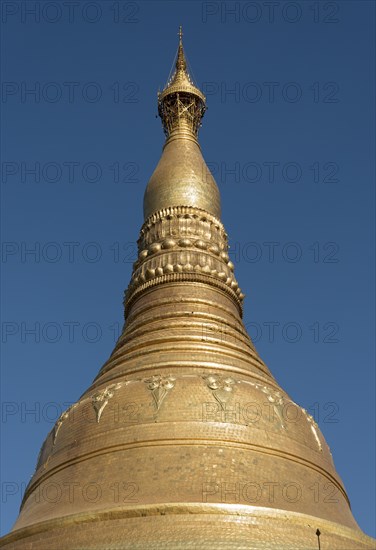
[176,25,186,72]
[158,29,206,140]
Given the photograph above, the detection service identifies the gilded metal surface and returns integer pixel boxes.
[158,26,206,139]
[143,136,221,220]
[91,383,122,423]
[126,206,242,313]
[1,30,374,550]
[144,27,220,220]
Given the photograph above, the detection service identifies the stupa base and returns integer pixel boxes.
[1,503,375,549]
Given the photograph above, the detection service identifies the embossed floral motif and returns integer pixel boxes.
[92,383,122,423]
[35,402,79,472]
[144,375,176,411]
[258,385,286,429]
[53,405,74,444]
[205,374,236,410]
[301,408,323,452]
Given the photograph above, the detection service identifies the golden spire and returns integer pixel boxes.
[144,29,220,221]
[176,25,186,71]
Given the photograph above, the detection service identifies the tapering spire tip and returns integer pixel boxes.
[176,26,186,72]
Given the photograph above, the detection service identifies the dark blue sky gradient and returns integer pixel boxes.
[1,0,375,538]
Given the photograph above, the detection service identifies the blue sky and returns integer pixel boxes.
[1,0,375,539]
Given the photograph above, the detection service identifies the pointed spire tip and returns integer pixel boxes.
[176,26,186,72]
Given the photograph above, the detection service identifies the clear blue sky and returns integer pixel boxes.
[1,0,375,539]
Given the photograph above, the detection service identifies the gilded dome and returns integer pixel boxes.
[143,136,221,220]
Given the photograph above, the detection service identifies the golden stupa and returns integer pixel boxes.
[1,29,374,550]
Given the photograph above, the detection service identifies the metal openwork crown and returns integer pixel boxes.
[158,27,206,139]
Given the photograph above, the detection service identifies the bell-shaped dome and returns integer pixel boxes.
[143,136,221,220]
